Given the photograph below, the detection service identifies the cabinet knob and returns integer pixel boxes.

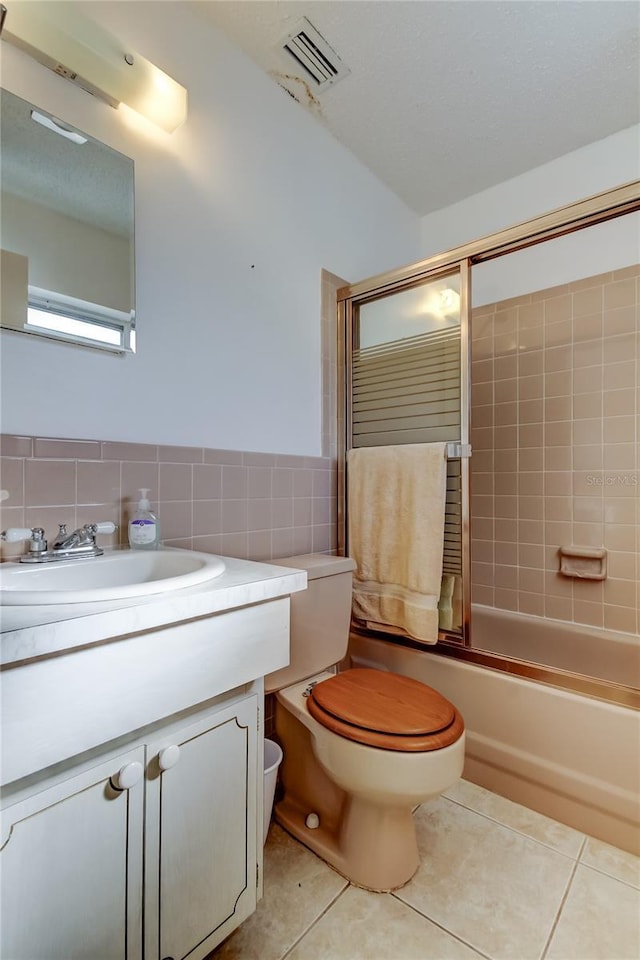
[111,761,143,791]
[158,744,181,771]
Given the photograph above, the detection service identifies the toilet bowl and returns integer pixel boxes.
[266,554,465,891]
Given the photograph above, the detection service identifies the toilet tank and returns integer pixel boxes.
[265,554,356,694]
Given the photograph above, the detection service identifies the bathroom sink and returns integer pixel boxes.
[0,548,226,606]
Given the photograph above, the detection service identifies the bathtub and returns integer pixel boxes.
[471,604,640,689]
[349,630,640,855]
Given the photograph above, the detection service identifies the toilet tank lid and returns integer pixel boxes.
[273,553,356,580]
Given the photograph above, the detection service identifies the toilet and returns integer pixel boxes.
[265,554,465,892]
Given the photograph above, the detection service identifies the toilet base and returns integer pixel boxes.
[275,793,420,892]
[274,698,423,891]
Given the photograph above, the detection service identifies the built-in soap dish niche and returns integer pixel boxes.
[559,546,607,581]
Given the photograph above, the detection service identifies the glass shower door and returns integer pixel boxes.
[342,262,471,642]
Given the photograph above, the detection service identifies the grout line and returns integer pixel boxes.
[539,834,587,960]
[575,858,640,892]
[279,883,349,960]
[440,793,584,861]
[391,893,492,960]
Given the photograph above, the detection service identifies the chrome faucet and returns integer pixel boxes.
[1,522,117,563]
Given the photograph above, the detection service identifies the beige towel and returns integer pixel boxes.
[348,443,447,644]
[438,574,456,631]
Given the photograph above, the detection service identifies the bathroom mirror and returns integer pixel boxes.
[0,88,135,353]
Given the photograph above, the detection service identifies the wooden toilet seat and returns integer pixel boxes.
[306,668,464,752]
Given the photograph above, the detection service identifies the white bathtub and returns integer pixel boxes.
[471,604,640,689]
[349,630,640,855]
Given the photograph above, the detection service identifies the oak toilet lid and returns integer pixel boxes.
[307,668,464,752]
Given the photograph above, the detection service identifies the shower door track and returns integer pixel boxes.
[339,180,640,300]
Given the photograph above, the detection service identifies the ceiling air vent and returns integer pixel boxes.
[282,17,350,91]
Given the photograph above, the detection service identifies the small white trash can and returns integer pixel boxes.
[263,739,283,844]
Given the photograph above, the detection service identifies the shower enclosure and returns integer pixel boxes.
[338,181,639,708]
[340,263,471,643]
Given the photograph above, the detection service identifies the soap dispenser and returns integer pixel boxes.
[128,489,160,550]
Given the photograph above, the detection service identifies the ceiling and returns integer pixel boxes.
[194,0,640,216]
[1,88,133,237]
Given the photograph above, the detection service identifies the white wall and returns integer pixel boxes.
[0,1,419,456]
[420,125,640,255]
[420,127,640,306]
[470,213,640,308]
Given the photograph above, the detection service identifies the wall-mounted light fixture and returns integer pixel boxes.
[1,1,187,133]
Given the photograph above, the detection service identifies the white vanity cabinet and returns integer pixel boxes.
[144,693,260,960]
[0,746,146,960]
[0,688,260,960]
[0,556,304,960]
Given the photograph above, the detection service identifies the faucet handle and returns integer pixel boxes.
[1,527,36,542]
[1,526,46,546]
[82,521,117,539]
[92,521,117,535]
[1,526,48,556]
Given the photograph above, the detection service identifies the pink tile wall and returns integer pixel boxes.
[0,436,337,562]
[471,264,639,635]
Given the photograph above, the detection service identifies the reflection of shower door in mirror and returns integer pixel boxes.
[342,261,471,643]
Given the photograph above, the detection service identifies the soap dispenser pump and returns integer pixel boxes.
[128,488,159,550]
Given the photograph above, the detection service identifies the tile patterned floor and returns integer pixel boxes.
[212,779,640,960]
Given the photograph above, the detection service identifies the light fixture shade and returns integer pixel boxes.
[2,1,187,132]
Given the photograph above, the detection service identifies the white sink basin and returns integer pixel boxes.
[0,548,226,606]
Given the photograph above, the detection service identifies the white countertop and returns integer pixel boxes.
[1,555,307,667]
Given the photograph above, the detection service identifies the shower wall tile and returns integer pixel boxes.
[604,604,637,633]
[471,264,639,636]
[605,305,636,336]
[519,591,545,616]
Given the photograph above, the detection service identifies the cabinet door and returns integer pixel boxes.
[0,747,144,960]
[145,696,258,960]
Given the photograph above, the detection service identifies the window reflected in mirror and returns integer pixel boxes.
[0,88,135,353]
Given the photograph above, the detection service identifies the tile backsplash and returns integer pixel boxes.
[470,264,639,635]
[0,434,337,562]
